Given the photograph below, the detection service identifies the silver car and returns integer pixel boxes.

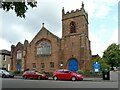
[0,69,14,78]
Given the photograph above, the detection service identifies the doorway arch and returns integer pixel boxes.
[68,58,78,72]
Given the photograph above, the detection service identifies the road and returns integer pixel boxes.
[0,71,119,89]
[1,78,118,88]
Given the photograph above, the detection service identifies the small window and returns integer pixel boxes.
[41,63,45,69]
[70,21,76,33]
[3,55,5,61]
[17,50,22,60]
[50,62,54,68]
[32,63,36,69]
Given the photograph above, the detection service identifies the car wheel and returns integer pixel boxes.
[2,74,6,78]
[71,76,76,81]
[37,76,41,80]
[53,76,58,80]
[23,76,27,79]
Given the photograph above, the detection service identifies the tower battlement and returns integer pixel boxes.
[62,2,88,21]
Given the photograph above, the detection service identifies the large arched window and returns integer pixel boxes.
[17,50,22,60]
[70,21,76,33]
[37,41,51,55]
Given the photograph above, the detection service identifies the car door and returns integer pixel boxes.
[30,71,36,78]
[27,71,33,78]
[63,70,72,80]
[26,71,30,78]
[33,72,39,78]
[57,70,64,79]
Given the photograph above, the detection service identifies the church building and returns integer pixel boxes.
[11,3,92,72]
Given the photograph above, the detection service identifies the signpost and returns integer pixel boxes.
[93,62,100,72]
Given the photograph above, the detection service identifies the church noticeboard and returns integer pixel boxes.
[93,62,100,72]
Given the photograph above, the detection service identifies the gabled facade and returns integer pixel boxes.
[0,49,11,71]
[11,3,92,72]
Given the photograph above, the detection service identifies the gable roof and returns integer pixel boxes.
[0,49,11,55]
[16,42,23,47]
[30,26,61,44]
[92,54,100,59]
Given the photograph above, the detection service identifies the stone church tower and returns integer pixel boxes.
[10,3,91,72]
[61,3,91,71]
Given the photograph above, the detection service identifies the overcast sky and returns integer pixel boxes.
[0,0,119,57]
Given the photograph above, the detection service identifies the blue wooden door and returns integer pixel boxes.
[17,64,21,71]
[68,59,78,72]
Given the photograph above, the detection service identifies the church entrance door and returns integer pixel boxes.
[68,58,78,72]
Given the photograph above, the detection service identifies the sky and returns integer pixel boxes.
[0,0,119,57]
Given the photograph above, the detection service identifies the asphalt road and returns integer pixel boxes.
[1,78,118,88]
[1,71,119,88]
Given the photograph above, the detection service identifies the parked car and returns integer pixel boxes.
[52,69,83,81]
[22,70,48,80]
[0,69,14,78]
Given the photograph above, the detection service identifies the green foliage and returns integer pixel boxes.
[77,69,102,77]
[41,71,53,77]
[84,68,92,73]
[13,70,23,75]
[14,70,21,74]
[1,1,37,18]
[76,70,85,74]
[103,43,120,69]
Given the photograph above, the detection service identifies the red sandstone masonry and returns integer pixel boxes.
[11,3,91,72]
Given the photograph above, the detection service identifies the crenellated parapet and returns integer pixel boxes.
[62,2,88,22]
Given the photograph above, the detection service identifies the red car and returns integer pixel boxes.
[52,69,83,81]
[22,70,48,80]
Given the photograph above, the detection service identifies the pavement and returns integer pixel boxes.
[13,76,117,82]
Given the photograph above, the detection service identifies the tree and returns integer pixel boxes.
[103,43,120,70]
[0,0,37,18]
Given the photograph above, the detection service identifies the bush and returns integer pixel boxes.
[14,70,20,74]
[41,71,53,77]
[84,68,92,74]
[13,70,23,75]
[76,70,84,74]
[77,69,102,77]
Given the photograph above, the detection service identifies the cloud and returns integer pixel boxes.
[0,38,11,51]
[90,27,118,57]
[109,29,118,44]
[88,0,118,19]
[10,24,34,43]
[95,0,119,6]
[89,30,104,57]
[94,5,111,18]
[0,0,118,57]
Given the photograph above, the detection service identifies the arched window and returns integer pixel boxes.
[17,50,22,60]
[37,41,51,55]
[70,21,76,33]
